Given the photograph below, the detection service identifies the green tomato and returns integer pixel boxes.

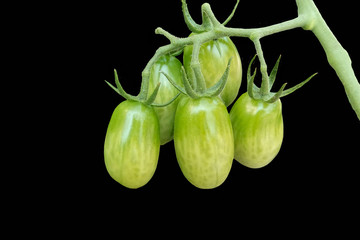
[174,96,234,189]
[148,55,183,145]
[230,92,284,169]
[183,36,242,107]
[104,100,160,189]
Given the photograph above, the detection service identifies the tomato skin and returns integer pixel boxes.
[104,100,160,189]
[183,36,242,106]
[230,92,284,169]
[174,96,234,189]
[148,55,183,145]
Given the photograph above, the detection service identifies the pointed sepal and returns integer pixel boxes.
[151,93,181,108]
[144,82,161,105]
[266,72,317,103]
[105,69,138,101]
[160,71,187,95]
[269,55,281,89]
[206,58,232,97]
[266,83,288,103]
[247,67,257,99]
[222,0,240,26]
[247,55,261,99]
[181,66,201,99]
[281,73,318,98]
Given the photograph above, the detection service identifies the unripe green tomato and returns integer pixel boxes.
[104,100,160,189]
[148,55,183,145]
[230,92,284,169]
[183,36,242,106]
[174,96,234,189]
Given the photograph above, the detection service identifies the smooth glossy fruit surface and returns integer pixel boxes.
[230,92,284,168]
[174,96,234,189]
[104,100,160,188]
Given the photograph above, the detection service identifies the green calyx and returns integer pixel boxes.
[105,69,164,106]
[181,0,239,33]
[161,58,232,100]
[247,55,317,103]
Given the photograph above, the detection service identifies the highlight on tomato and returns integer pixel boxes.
[104,100,160,188]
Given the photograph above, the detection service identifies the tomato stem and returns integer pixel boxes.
[296,0,360,120]
[155,27,178,43]
[190,41,206,94]
[253,38,270,96]
[200,3,221,29]
[137,0,360,120]
[181,0,204,33]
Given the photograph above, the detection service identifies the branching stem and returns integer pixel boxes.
[138,0,360,120]
[252,38,269,96]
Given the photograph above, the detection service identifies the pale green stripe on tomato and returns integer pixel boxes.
[174,96,234,189]
[104,100,160,189]
[230,92,283,169]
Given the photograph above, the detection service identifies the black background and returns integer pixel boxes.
[61,0,359,223]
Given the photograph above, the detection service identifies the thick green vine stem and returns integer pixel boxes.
[297,0,360,120]
[139,0,360,120]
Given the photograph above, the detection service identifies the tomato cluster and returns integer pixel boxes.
[104,36,291,189]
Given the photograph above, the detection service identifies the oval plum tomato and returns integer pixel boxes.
[230,92,284,169]
[104,100,160,188]
[174,96,234,189]
[148,55,183,145]
[183,36,242,106]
